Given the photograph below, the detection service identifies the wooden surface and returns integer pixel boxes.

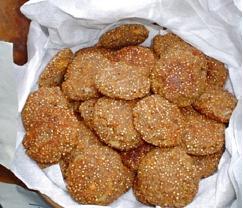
[0,164,26,188]
[0,0,30,65]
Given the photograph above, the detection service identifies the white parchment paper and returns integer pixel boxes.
[2,0,242,207]
[0,42,17,168]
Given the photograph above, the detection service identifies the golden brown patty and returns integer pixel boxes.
[193,88,237,123]
[39,48,73,87]
[114,46,155,75]
[25,106,79,132]
[151,43,207,107]
[23,111,79,164]
[98,24,149,49]
[120,143,154,172]
[133,95,184,147]
[60,121,102,178]
[94,46,154,101]
[191,148,224,178]
[75,121,103,151]
[21,87,69,131]
[152,34,228,89]
[182,107,225,155]
[93,97,142,150]
[66,145,134,205]
[79,98,98,130]
[133,178,152,206]
[59,152,73,179]
[134,147,199,207]
[62,47,111,101]
[206,56,228,88]
[151,33,183,57]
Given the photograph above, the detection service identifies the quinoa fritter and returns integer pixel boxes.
[60,121,102,178]
[191,148,224,178]
[206,57,228,88]
[62,47,111,101]
[182,107,225,155]
[151,42,207,107]
[193,88,237,123]
[39,48,73,87]
[66,145,134,205]
[23,110,79,164]
[22,87,69,131]
[134,148,199,207]
[133,95,184,147]
[93,97,142,150]
[98,24,149,49]
[94,46,154,101]
[151,33,183,57]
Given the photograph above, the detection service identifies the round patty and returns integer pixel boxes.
[95,46,154,100]
[151,33,183,57]
[23,109,79,164]
[98,24,149,49]
[182,107,225,155]
[205,56,228,89]
[93,97,142,150]
[133,95,184,147]
[39,48,73,87]
[22,87,69,131]
[62,47,111,101]
[151,43,207,107]
[60,121,102,178]
[134,147,199,207]
[193,88,237,123]
[66,145,134,205]
[191,148,224,178]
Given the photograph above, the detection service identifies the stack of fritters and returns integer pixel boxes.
[22,24,237,207]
